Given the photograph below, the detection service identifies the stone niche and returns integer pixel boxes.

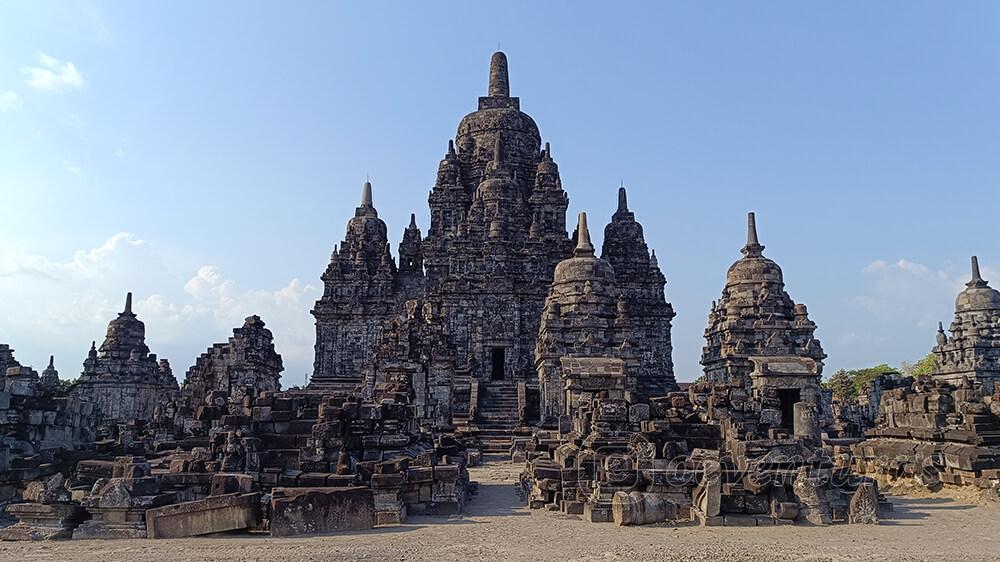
[560,357,626,420]
[748,356,821,438]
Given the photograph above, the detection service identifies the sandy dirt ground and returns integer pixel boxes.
[1,457,999,562]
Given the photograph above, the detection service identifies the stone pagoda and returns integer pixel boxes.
[39,356,59,391]
[310,181,398,392]
[70,293,178,424]
[310,51,677,435]
[536,211,678,422]
[933,256,1000,393]
[701,213,825,387]
[600,187,676,397]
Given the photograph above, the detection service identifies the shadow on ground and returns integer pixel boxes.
[880,495,975,525]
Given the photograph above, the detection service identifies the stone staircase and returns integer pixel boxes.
[474,383,522,453]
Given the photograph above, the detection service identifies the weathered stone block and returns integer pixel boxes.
[146,492,261,539]
[270,487,374,537]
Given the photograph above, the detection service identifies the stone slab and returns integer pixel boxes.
[270,487,374,537]
[146,492,260,539]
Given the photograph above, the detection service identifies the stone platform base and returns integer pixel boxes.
[0,503,87,541]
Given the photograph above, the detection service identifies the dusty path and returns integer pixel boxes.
[1,458,999,561]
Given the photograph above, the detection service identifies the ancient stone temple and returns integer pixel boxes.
[310,51,677,434]
[310,181,398,392]
[600,187,676,397]
[537,212,678,422]
[932,256,1000,393]
[701,213,825,385]
[39,356,59,391]
[70,293,178,424]
[177,315,284,418]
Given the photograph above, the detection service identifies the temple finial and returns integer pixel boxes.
[361,181,373,207]
[124,292,133,314]
[617,186,628,212]
[409,213,417,229]
[448,139,455,156]
[574,212,595,257]
[742,212,764,257]
[969,255,985,286]
[488,51,510,97]
[48,355,54,369]
[544,142,551,158]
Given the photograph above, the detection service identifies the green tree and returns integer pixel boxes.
[851,364,898,397]
[827,369,856,401]
[904,352,939,378]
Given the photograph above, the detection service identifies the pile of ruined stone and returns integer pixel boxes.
[3,384,472,539]
[520,367,888,527]
[0,315,473,540]
[0,353,97,524]
[851,376,1000,498]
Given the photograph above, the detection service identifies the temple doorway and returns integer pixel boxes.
[778,388,800,429]
[490,348,505,380]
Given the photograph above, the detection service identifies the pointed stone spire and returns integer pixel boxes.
[544,142,551,159]
[617,186,628,213]
[574,212,595,257]
[488,51,510,97]
[741,212,765,257]
[650,249,658,268]
[408,213,417,229]
[968,255,988,288]
[123,292,133,315]
[47,355,54,369]
[448,139,456,156]
[361,181,373,208]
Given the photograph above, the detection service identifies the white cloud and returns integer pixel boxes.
[823,256,998,372]
[855,258,997,328]
[0,91,21,112]
[23,53,85,92]
[0,234,319,384]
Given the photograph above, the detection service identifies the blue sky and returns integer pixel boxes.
[1,1,998,384]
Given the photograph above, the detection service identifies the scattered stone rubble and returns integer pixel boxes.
[851,376,1000,498]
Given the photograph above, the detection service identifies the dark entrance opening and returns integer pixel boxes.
[777,388,800,430]
[490,348,505,380]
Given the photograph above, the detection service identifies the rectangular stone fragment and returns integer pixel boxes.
[146,492,260,539]
[270,487,374,537]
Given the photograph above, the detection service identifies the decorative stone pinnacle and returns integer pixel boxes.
[938,321,945,332]
[124,292,133,314]
[361,181,373,208]
[48,355,54,368]
[409,213,417,229]
[574,212,595,257]
[488,51,509,97]
[493,134,503,166]
[742,212,765,257]
[544,142,551,158]
[968,255,987,287]
[448,139,455,155]
[617,186,628,212]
